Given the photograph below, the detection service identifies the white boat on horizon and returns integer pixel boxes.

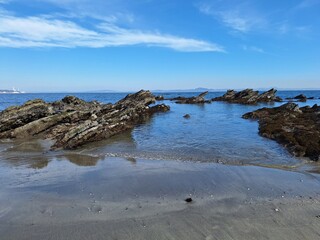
[0,87,25,94]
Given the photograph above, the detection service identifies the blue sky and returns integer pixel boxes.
[0,0,319,92]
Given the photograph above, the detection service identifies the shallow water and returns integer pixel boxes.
[0,91,320,168]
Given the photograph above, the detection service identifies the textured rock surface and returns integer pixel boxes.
[169,91,211,104]
[243,103,320,161]
[212,88,282,104]
[0,90,170,150]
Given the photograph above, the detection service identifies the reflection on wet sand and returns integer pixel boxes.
[62,154,102,167]
[0,131,138,169]
[0,138,51,169]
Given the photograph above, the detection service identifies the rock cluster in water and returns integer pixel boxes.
[243,103,320,161]
[285,94,308,102]
[169,91,211,104]
[0,90,170,150]
[212,88,282,104]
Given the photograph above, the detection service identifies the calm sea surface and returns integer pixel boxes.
[0,91,320,168]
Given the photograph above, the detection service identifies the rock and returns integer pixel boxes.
[169,91,211,104]
[286,94,308,102]
[155,95,164,101]
[243,103,320,161]
[307,97,315,100]
[212,88,282,104]
[183,114,191,119]
[185,198,193,203]
[0,90,170,150]
[148,104,170,114]
[293,94,307,102]
[0,99,53,134]
[257,88,282,102]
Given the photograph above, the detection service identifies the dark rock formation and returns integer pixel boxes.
[243,103,320,161]
[286,94,308,102]
[183,114,191,119]
[294,94,307,102]
[169,91,211,104]
[0,90,170,150]
[212,88,282,104]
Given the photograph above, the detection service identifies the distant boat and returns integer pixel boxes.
[0,87,25,94]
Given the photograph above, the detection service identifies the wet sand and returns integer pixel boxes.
[1,155,320,240]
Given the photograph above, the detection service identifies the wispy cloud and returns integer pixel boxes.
[242,45,265,54]
[216,10,252,33]
[198,2,267,33]
[197,0,318,37]
[0,13,223,52]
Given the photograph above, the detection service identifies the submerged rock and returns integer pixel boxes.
[243,103,320,161]
[0,90,170,150]
[212,88,282,104]
[183,114,191,119]
[169,91,211,104]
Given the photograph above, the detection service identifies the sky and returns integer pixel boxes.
[0,0,319,92]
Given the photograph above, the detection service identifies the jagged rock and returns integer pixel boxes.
[243,103,320,161]
[0,90,170,150]
[169,91,211,104]
[212,88,282,104]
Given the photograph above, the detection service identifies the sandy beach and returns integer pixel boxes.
[1,154,320,240]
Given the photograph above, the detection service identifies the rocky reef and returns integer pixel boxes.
[169,91,211,104]
[0,90,170,150]
[212,88,282,104]
[243,103,320,161]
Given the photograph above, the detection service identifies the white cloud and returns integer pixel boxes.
[242,45,265,53]
[0,13,224,52]
[217,11,251,33]
[198,3,266,33]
